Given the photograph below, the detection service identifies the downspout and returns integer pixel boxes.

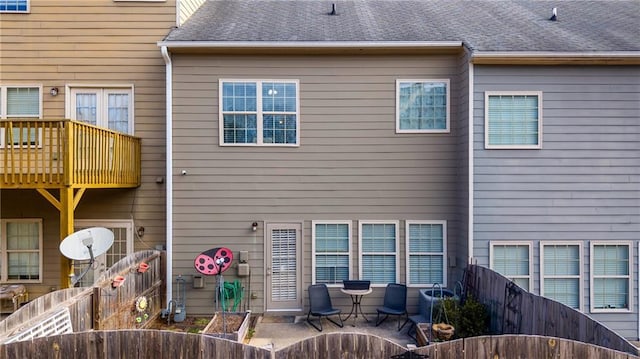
[467,58,474,262]
[161,45,173,306]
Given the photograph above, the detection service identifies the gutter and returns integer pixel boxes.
[471,51,640,65]
[472,51,640,58]
[156,40,463,49]
[160,46,173,306]
[467,60,474,262]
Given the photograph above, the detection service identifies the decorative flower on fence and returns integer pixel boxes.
[134,296,150,324]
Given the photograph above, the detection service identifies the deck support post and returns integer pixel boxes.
[60,187,75,288]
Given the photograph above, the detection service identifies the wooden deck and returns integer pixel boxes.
[1,119,140,189]
[1,119,143,286]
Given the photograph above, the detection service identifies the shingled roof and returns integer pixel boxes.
[162,0,640,53]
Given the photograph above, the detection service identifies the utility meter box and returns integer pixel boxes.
[239,250,249,263]
[193,275,204,289]
[238,263,250,276]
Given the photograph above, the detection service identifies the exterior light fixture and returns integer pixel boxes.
[50,87,59,96]
[251,222,258,231]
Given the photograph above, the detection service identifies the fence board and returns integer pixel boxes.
[434,337,464,358]
[461,335,491,359]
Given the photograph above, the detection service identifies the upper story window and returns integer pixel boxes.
[312,221,351,286]
[69,87,134,134]
[359,221,399,286]
[485,91,542,149]
[590,242,632,312]
[219,80,299,146]
[490,242,532,291]
[396,80,449,133]
[0,85,42,147]
[0,219,43,283]
[0,0,28,12]
[540,242,582,309]
[406,221,447,287]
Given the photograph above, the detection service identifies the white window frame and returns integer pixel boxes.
[539,241,582,311]
[218,79,300,147]
[74,219,134,256]
[0,0,29,13]
[484,91,543,149]
[0,218,43,283]
[590,241,633,313]
[405,220,447,287]
[358,220,400,287]
[396,79,450,134]
[66,85,135,134]
[490,241,533,292]
[0,85,43,148]
[311,220,352,287]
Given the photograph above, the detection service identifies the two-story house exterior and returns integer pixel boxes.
[0,0,205,304]
[466,9,640,338]
[159,0,640,339]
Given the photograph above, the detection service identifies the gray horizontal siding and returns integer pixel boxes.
[472,65,640,339]
[171,54,464,315]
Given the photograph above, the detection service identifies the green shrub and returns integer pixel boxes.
[437,294,489,339]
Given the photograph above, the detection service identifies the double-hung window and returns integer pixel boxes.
[0,85,42,148]
[485,91,542,149]
[219,80,299,146]
[359,221,399,285]
[0,219,42,282]
[396,80,449,133]
[540,242,582,309]
[490,242,532,291]
[590,242,632,312]
[69,87,134,134]
[312,221,351,285]
[406,221,447,286]
[0,0,28,12]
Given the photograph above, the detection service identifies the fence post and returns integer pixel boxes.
[93,287,101,330]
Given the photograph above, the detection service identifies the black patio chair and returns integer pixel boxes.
[306,284,344,331]
[375,283,409,330]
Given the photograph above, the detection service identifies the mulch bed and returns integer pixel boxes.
[145,316,210,333]
[204,313,246,334]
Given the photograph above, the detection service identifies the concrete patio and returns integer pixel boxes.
[248,314,416,350]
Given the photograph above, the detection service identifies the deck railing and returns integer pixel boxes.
[0,119,141,189]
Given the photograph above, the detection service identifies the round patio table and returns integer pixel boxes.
[340,288,372,326]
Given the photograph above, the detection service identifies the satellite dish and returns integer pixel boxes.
[60,227,114,260]
[194,247,233,275]
[60,227,114,286]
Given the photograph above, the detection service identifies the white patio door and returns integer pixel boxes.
[70,87,133,134]
[265,222,303,312]
[73,219,133,287]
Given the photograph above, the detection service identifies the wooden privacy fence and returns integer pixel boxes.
[1,332,637,359]
[0,250,164,343]
[0,330,272,359]
[276,333,640,359]
[92,250,164,330]
[464,264,639,356]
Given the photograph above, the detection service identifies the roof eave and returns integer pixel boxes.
[157,40,463,50]
[471,51,640,65]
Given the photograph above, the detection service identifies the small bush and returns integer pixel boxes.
[438,294,489,339]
